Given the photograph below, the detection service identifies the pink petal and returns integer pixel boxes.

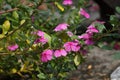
[54,23,69,32]
[37,30,44,37]
[34,37,48,44]
[79,8,90,18]
[41,54,48,62]
[86,28,99,33]
[86,24,99,33]
[67,31,73,37]
[63,42,72,52]
[85,39,94,45]
[41,49,53,62]
[61,49,67,56]
[63,0,73,5]
[54,50,62,58]
[71,45,80,52]
[78,33,92,39]
[7,44,18,51]
[64,41,80,52]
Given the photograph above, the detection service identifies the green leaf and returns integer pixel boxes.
[110,15,119,26]
[37,73,46,79]
[2,20,10,34]
[12,11,19,20]
[20,19,26,25]
[74,54,81,66]
[44,32,51,47]
[57,32,69,42]
[6,16,18,23]
[116,7,120,14]
[95,23,106,33]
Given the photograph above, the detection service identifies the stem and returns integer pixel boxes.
[96,27,120,41]
[0,8,18,14]
[0,3,34,15]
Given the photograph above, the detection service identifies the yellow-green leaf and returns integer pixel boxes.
[0,69,3,73]
[12,11,19,19]
[0,34,5,38]
[74,54,81,66]
[11,68,17,73]
[55,2,64,12]
[20,19,26,25]
[20,61,29,72]
[2,20,10,34]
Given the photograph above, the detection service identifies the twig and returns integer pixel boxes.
[0,8,18,15]
[95,27,120,41]
[0,3,34,15]
[40,17,51,27]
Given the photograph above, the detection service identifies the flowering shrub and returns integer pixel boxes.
[0,0,120,79]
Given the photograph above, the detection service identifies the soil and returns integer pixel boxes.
[68,47,120,80]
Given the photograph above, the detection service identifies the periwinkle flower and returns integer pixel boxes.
[54,49,67,58]
[41,49,53,62]
[63,41,81,52]
[86,25,99,34]
[79,8,90,18]
[7,44,19,51]
[63,0,73,5]
[54,23,69,32]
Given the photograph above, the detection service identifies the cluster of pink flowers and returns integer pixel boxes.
[39,4,100,63]
[34,30,48,45]
[41,40,81,62]
[41,49,68,62]
[7,44,19,51]
[78,24,99,45]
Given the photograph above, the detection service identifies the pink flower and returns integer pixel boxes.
[63,0,73,5]
[78,33,92,39]
[63,41,81,52]
[34,37,48,44]
[86,25,99,34]
[67,31,73,37]
[41,49,53,62]
[95,20,105,24]
[54,23,69,32]
[114,42,120,50]
[80,49,88,55]
[54,49,67,58]
[37,30,45,37]
[7,44,19,51]
[85,38,94,45]
[79,8,90,18]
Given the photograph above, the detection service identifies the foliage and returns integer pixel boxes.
[0,0,120,80]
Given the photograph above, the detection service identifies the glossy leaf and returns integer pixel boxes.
[12,11,19,20]
[74,54,81,66]
[2,20,10,34]
[55,2,64,12]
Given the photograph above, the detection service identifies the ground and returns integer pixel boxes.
[68,47,120,80]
